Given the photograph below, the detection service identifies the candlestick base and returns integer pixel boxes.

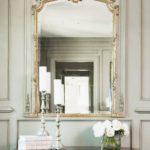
[51,139,65,150]
[37,129,49,136]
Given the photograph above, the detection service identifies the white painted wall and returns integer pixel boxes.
[0,0,150,150]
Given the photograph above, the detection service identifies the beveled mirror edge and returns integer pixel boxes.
[24,0,126,118]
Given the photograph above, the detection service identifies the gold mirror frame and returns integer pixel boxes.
[26,0,124,117]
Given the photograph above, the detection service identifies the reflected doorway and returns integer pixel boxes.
[56,62,93,113]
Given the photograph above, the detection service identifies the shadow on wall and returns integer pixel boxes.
[76,127,100,146]
[60,121,101,146]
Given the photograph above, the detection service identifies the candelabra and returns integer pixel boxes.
[52,105,65,150]
[37,91,49,136]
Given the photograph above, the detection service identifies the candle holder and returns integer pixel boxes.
[45,93,50,113]
[37,91,49,136]
[52,104,65,150]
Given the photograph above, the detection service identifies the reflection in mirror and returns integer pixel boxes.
[30,0,121,117]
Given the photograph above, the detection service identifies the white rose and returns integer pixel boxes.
[122,123,129,136]
[112,119,122,131]
[93,122,105,137]
[103,120,112,128]
[106,127,115,137]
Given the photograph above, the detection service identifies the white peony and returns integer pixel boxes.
[122,123,129,136]
[106,127,115,137]
[93,122,105,137]
[112,119,122,131]
[103,120,112,128]
[93,120,129,139]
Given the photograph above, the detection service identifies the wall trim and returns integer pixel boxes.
[140,0,150,101]
[119,0,127,115]
[0,106,14,113]
[0,119,10,149]
[17,118,132,121]
[0,0,10,101]
[135,108,150,114]
[24,0,33,113]
[139,120,150,150]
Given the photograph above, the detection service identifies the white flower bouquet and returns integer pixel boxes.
[93,120,129,150]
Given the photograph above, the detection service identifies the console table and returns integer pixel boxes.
[18,135,137,150]
[65,147,138,150]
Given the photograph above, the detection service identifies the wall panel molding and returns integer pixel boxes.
[0,0,10,101]
[135,107,150,113]
[24,0,33,113]
[140,0,150,101]
[140,120,150,150]
[0,120,9,150]
[0,106,14,113]
[119,0,126,114]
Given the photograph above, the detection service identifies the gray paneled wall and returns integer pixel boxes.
[1,0,150,150]
[127,0,150,149]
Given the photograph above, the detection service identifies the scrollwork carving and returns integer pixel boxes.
[25,94,30,113]
[68,0,82,3]
[106,0,119,15]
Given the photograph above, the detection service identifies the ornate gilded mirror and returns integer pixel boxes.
[25,0,125,117]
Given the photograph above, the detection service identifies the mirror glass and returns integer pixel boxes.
[35,0,117,115]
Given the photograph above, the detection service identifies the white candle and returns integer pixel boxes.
[39,67,47,91]
[39,67,51,93]
[46,72,51,93]
[54,79,64,105]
